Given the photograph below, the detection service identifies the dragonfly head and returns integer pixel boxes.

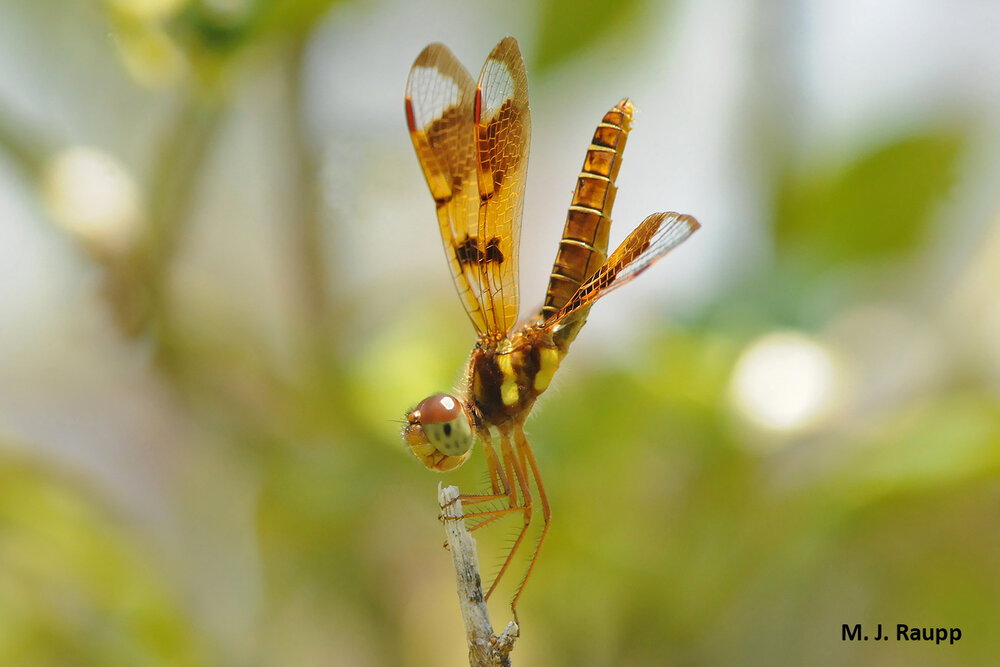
[403,393,474,472]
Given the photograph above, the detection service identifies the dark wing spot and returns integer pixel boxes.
[456,235,504,266]
[484,237,504,264]
[456,236,481,266]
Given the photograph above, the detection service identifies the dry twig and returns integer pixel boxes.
[438,484,519,666]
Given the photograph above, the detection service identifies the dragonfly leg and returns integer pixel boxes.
[508,423,550,622]
[457,429,511,508]
[481,426,533,626]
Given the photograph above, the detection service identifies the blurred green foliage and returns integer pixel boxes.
[0,450,213,665]
[533,0,649,72]
[168,0,342,65]
[774,132,964,272]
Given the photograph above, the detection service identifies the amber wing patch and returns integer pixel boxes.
[406,38,531,338]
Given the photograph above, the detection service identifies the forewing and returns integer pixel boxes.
[473,37,530,336]
[405,43,488,333]
[546,212,700,325]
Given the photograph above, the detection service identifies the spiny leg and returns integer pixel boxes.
[457,429,521,533]
[483,426,533,622]
[458,429,511,508]
[446,426,534,625]
[509,423,551,620]
[464,426,531,528]
[483,428,507,496]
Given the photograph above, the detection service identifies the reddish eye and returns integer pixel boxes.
[412,393,474,458]
[417,393,463,424]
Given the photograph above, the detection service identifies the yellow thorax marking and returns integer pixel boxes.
[497,353,519,406]
[534,347,560,392]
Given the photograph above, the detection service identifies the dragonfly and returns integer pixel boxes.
[401,37,699,624]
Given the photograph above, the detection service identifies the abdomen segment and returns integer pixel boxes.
[541,99,634,321]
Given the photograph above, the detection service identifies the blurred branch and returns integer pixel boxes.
[171,0,342,367]
[0,101,54,179]
[147,95,222,260]
[0,89,225,343]
[438,485,519,667]
[284,35,338,368]
[129,93,224,340]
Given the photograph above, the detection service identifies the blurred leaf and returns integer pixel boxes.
[0,449,213,665]
[105,0,188,22]
[107,4,189,87]
[774,131,964,270]
[533,0,649,72]
[831,392,1000,503]
[103,0,342,88]
[0,105,53,178]
[249,0,343,39]
[169,1,255,70]
[254,441,432,666]
[171,0,340,61]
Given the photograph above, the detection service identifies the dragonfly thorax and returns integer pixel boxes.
[468,326,562,428]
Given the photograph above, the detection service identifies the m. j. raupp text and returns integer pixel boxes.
[842,624,961,644]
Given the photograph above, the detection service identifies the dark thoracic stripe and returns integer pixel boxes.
[541,99,634,321]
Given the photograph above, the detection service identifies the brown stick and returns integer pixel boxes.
[438,484,519,666]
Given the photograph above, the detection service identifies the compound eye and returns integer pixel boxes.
[416,394,474,457]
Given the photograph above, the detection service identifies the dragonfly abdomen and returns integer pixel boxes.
[541,99,635,339]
